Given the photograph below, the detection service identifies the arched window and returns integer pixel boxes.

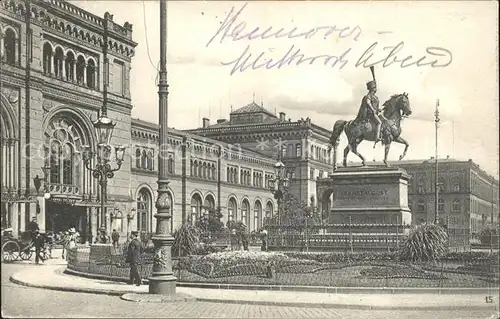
[241,199,250,226]
[4,29,17,65]
[228,197,237,222]
[226,167,230,182]
[76,56,85,84]
[62,143,73,184]
[452,199,460,213]
[202,162,207,179]
[42,42,53,74]
[190,193,202,224]
[86,59,96,89]
[204,195,215,211]
[147,151,153,170]
[296,143,302,157]
[50,141,61,184]
[211,164,216,180]
[137,188,152,233]
[167,155,174,174]
[193,161,198,177]
[265,201,273,224]
[452,178,460,192]
[54,47,64,78]
[438,177,445,193]
[417,179,425,194]
[198,162,202,177]
[281,145,287,158]
[254,201,262,231]
[141,150,147,169]
[310,145,314,159]
[438,198,444,213]
[65,51,76,81]
[135,149,141,168]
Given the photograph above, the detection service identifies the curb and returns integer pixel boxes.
[64,268,500,295]
[190,297,499,311]
[9,271,499,311]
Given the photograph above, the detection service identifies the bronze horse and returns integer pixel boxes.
[328,93,412,169]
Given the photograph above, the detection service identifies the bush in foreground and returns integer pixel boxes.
[399,223,448,262]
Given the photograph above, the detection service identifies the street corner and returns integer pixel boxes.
[120,292,197,303]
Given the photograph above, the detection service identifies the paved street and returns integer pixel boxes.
[1,262,498,319]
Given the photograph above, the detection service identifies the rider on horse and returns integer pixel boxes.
[356,67,382,147]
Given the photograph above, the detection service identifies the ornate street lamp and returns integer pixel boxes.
[127,208,136,239]
[81,136,126,232]
[269,160,289,226]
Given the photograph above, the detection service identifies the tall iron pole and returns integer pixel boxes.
[149,0,177,295]
[434,99,440,224]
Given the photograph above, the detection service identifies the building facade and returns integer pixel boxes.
[186,103,334,207]
[130,118,277,235]
[0,0,276,240]
[395,158,499,235]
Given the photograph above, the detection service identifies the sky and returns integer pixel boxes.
[72,1,499,177]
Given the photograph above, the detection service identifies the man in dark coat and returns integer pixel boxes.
[126,231,142,286]
[33,230,45,265]
[27,217,39,241]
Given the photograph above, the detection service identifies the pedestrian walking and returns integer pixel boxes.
[27,217,39,241]
[111,229,120,249]
[126,231,142,286]
[33,230,45,265]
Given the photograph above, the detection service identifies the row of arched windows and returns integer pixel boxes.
[135,149,154,171]
[240,169,251,186]
[253,171,264,187]
[43,43,97,89]
[191,160,216,179]
[410,198,462,214]
[310,144,330,164]
[414,176,461,194]
[281,143,302,159]
[227,166,239,184]
[226,197,274,231]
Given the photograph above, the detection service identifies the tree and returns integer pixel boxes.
[195,208,224,233]
[272,188,322,230]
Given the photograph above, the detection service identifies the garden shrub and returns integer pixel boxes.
[399,223,448,262]
[172,223,202,257]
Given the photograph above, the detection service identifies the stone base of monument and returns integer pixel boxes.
[120,292,195,303]
[326,166,412,225]
[314,166,412,252]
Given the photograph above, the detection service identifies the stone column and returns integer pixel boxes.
[72,62,77,82]
[7,139,13,191]
[61,56,66,79]
[0,31,4,61]
[11,204,19,237]
[1,141,5,190]
[83,63,87,86]
[50,53,54,76]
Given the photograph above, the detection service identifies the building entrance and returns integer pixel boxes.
[45,201,87,241]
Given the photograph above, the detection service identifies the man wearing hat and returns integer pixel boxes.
[33,230,45,265]
[356,66,382,146]
[126,231,142,286]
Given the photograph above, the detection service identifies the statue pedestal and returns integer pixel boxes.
[326,166,412,225]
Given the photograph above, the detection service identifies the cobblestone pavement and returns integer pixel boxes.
[2,263,498,319]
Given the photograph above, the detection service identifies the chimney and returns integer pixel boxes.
[446,155,450,159]
[217,119,227,124]
[279,112,286,122]
[202,117,210,128]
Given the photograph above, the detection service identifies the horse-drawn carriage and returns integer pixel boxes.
[1,228,50,263]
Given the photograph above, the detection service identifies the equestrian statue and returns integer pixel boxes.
[328,66,413,170]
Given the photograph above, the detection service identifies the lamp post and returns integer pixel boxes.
[148,0,177,295]
[434,99,440,224]
[81,140,126,233]
[269,160,289,226]
[127,208,136,240]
